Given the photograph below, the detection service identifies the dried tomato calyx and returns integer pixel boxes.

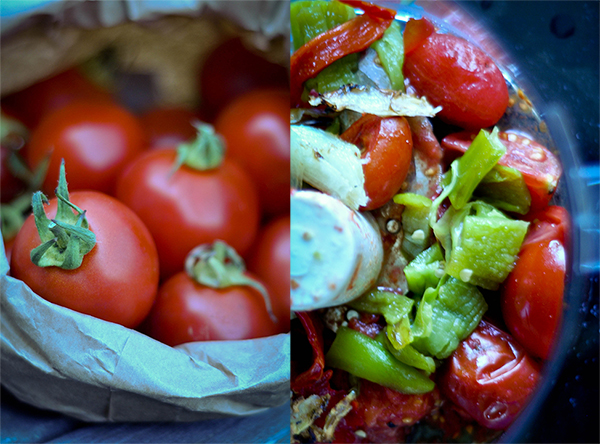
[184,241,277,323]
[171,122,225,173]
[30,160,96,269]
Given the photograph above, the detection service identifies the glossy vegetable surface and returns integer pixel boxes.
[10,190,159,328]
[501,206,568,359]
[340,114,413,211]
[439,320,541,430]
[246,216,291,333]
[116,148,260,279]
[214,89,290,218]
[146,270,278,345]
[442,130,562,212]
[403,18,509,129]
[27,101,146,196]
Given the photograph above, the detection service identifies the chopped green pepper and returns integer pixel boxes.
[412,277,488,359]
[393,192,433,260]
[447,127,507,210]
[371,20,404,91]
[377,332,436,374]
[476,164,532,215]
[403,242,445,295]
[438,201,529,290]
[326,326,435,394]
[349,289,414,325]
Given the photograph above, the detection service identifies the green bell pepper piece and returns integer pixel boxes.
[403,242,445,295]
[377,332,436,374]
[476,164,532,215]
[371,20,404,91]
[412,277,488,359]
[349,289,414,325]
[326,326,435,394]
[393,192,433,260]
[441,201,529,290]
[447,127,506,210]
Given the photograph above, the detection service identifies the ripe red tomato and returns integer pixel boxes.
[522,205,570,246]
[246,216,290,333]
[439,320,541,430]
[214,89,290,218]
[146,270,279,346]
[2,68,113,129]
[403,18,509,129]
[199,37,289,120]
[139,106,200,149]
[442,130,562,212]
[501,206,568,360]
[26,101,147,196]
[116,149,260,279]
[340,114,413,211]
[10,191,159,328]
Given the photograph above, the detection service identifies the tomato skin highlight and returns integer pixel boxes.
[26,101,147,196]
[439,320,541,430]
[116,149,260,280]
[146,271,279,346]
[501,206,568,360]
[246,216,291,333]
[215,89,290,218]
[403,31,509,129]
[341,115,413,211]
[10,191,159,328]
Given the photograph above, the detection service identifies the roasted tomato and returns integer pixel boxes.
[26,101,147,196]
[341,114,413,211]
[439,320,541,430]
[403,18,509,129]
[501,206,569,359]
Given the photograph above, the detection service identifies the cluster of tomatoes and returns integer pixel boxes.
[1,36,291,346]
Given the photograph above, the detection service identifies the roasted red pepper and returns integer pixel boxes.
[290,1,395,106]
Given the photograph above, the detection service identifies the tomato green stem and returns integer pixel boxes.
[30,160,96,269]
[171,122,225,174]
[185,241,277,324]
